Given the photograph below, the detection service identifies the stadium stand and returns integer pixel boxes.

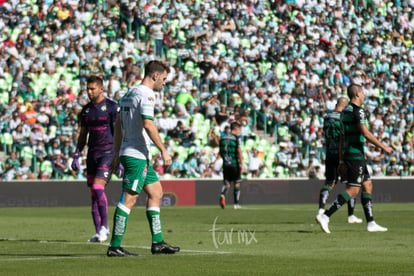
[0,0,413,180]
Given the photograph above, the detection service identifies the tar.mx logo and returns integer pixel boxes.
[209,216,257,249]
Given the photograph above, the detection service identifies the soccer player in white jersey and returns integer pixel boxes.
[107,60,180,257]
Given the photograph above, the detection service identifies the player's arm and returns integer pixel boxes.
[359,124,393,154]
[71,125,87,171]
[112,115,122,157]
[338,117,344,163]
[143,118,171,166]
[237,146,243,170]
[110,104,119,136]
[110,115,122,172]
[75,126,88,152]
[337,113,347,179]
[236,137,244,171]
[337,130,347,179]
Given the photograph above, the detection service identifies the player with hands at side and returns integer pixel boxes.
[316,83,393,234]
[107,60,179,257]
[72,75,119,243]
[218,121,244,209]
[317,97,363,224]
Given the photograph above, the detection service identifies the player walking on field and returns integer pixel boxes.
[107,60,180,257]
[219,121,244,209]
[317,96,363,224]
[71,76,119,242]
[316,84,393,233]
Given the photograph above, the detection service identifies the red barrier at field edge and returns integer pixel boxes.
[0,177,413,207]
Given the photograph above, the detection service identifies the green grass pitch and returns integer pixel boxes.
[0,203,413,275]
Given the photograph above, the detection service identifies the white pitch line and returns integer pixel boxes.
[231,207,273,210]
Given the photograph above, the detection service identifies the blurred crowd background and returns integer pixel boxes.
[1,0,414,181]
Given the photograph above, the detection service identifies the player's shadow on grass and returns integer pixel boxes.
[0,238,70,242]
[0,238,105,257]
[0,253,85,257]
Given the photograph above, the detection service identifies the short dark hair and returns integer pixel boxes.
[230,122,241,130]
[347,84,361,99]
[144,60,170,77]
[87,75,104,87]
[336,96,348,107]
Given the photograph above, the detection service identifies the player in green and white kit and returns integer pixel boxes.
[317,97,363,224]
[316,84,393,233]
[219,122,243,209]
[107,60,180,256]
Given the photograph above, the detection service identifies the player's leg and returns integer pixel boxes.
[91,180,109,241]
[347,197,356,216]
[92,155,114,241]
[88,180,100,230]
[326,162,362,216]
[220,167,231,208]
[326,187,356,216]
[234,181,241,204]
[221,181,230,197]
[316,160,360,233]
[220,182,230,208]
[318,155,336,214]
[144,182,164,244]
[144,164,180,254]
[318,182,334,214]
[233,181,241,209]
[233,167,242,209]
[110,190,138,246]
[85,156,102,242]
[347,197,363,224]
[361,179,373,222]
[361,177,387,232]
[107,189,139,257]
[326,160,362,215]
[107,156,143,257]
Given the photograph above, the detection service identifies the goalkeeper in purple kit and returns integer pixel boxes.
[71,76,120,242]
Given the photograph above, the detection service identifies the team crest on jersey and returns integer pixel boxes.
[148,96,154,102]
[101,104,107,112]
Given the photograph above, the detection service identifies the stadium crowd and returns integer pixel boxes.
[0,0,414,181]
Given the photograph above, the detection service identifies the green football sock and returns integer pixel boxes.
[109,203,130,247]
[361,193,374,222]
[319,185,332,208]
[146,207,163,243]
[221,184,229,197]
[234,186,240,204]
[347,197,356,216]
[325,191,350,217]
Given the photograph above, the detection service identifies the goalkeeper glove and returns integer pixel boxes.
[71,150,80,171]
[116,163,124,178]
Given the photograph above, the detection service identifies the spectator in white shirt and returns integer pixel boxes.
[248,148,264,178]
